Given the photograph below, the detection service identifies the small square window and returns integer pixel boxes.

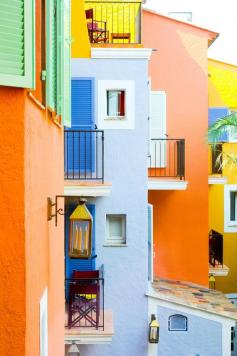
[168,314,187,331]
[106,90,125,118]
[106,214,126,245]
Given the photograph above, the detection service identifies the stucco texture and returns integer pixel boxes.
[71,57,149,356]
[0,0,65,355]
[143,10,212,286]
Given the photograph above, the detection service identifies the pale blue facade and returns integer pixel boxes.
[157,305,222,356]
[70,57,150,356]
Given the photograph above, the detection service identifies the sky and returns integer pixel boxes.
[144,0,237,65]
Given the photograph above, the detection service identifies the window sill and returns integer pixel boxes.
[104,117,127,121]
[103,243,128,247]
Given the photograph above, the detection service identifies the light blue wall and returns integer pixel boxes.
[71,58,149,356]
[157,305,222,356]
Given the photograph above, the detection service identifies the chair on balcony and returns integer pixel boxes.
[86,9,109,43]
[68,270,100,329]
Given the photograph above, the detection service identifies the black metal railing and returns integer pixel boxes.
[209,229,223,267]
[64,130,104,182]
[65,269,104,329]
[148,138,185,179]
[209,144,223,175]
[85,1,142,44]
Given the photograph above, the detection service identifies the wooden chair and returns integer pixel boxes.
[68,270,100,328]
[85,9,108,43]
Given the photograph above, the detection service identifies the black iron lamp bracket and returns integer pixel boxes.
[47,196,87,226]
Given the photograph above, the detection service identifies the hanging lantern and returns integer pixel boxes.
[149,314,160,344]
[69,201,93,259]
[68,342,80,356]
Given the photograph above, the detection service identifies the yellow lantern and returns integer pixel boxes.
[69,202,93,259]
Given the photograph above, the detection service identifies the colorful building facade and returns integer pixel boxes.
[0,0,70,355]
[208,59,237,294]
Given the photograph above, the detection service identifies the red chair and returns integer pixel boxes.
[68,270,100,329]
[85,9,109,43]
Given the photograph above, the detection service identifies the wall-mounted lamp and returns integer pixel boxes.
[149,314,159,344]
[68,341,80,356]
[47,196,86,226]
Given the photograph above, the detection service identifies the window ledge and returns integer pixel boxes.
[103,243,128,247]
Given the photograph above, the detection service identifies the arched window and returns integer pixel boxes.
[168,314,188,331]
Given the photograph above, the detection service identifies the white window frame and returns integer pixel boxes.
[105,214,127,246]
[224,185,237,232]
[168,314,188,332]
[40,289,48,356]
[106,89,126,119]
[98,80,135,130]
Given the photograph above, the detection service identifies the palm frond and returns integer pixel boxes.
[208,113,237,142]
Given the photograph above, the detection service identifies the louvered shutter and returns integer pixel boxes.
[46,0,57,111]
[149,91,167,167]
[208,107,229,142]
[60,0,71,127]
[0,0,34,88]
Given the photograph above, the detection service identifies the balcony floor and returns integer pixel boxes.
[64,180,112,197]
[65,309,114,345]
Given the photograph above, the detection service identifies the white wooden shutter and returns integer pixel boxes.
[149,91,167,168]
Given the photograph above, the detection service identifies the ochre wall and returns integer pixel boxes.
[0,0,64,355]
[25,1,65,355]
[0,88,26,356]
[71,0,91,58]
[209,143,237,293]
[143,11,211,285]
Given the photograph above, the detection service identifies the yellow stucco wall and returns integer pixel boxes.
[209,145,237,293]
[208,59,237,293]
[71,0,91,58]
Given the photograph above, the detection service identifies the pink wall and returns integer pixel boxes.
[143,11,217,285]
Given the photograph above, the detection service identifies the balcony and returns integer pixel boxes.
[65,269,113,344]
[209,229,229,276]
[85,0,142,45]
[148,138,187,190]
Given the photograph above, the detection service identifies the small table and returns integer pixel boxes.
[111,33,131,43]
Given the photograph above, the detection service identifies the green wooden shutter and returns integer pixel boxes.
[46,0,57,112]
[0,0,35,88]
[60,0,71,127]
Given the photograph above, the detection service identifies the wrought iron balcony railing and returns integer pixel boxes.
[85,1,142,44]
[148,138,185,180]
[65,270,104,330]
[64,130,104,182]
[209,229,223,267]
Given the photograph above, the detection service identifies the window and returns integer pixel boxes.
[105,214,126,245]
[168,12,192,22]
[0,0,35,88]
[98,80,135,129]
[107,90,125,118]
[211,144,222,174]
[168,315,187,331]
[224,185,237,232]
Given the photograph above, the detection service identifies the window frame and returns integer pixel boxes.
[224,185,237,232]
[106,89,126,119]
[105,214,127,246]
[168,314,188,332]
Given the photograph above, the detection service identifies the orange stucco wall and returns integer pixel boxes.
[143,11,213,285]
[0,1,64,355]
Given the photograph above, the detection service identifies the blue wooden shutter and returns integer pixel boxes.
[208,107,229,142]
[67,79,94,173]
[65,204,96,279]
[0,0,35,88]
